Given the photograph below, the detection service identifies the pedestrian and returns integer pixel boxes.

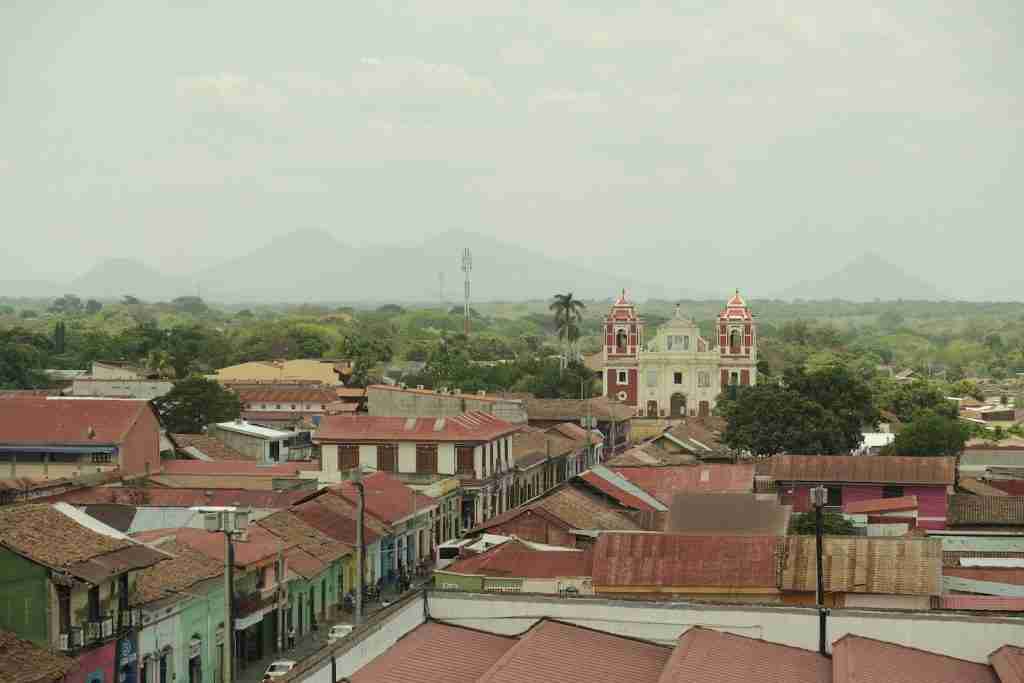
[288,627,296,650]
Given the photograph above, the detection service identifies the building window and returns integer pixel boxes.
[377,444,397,472]
[290,404,296,410]
[698,371,710,387]
[673,372,683,385]
[275,404,282,409]
[338,445,358,470]
[615,329,627,353]
[729,329,741,353]
[882,485,904,499]
[416,444,438,474]
[91,453,112,464]
[456,446,474,475]
[617,370,628,384]
[57,587,71,633]
[683,335,690,350]
[826,486,843,507]
[87,586,100,621]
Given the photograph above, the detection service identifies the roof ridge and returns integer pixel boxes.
[833,633,995,667]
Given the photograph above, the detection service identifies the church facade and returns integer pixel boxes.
[600,291,758,417]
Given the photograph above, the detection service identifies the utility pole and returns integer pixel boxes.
[196,506,250,683]
[461,248,472,336]
[810,486,829,657]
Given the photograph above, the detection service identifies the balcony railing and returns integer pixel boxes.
[59,629,83,651]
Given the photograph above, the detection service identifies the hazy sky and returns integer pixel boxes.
[2,2,1021,294]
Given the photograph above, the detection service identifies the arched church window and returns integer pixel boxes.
[729,329,741,353]
[616,329,627,353]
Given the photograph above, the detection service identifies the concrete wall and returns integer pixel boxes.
[210,427,268,462]
[425,591,1024,664]
[0,548,50,645]
[122,407,162,476]
[72,379,172,399]
[366,386,527,423]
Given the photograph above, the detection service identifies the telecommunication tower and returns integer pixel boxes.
[461,248,472,335]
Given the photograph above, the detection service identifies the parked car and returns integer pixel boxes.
[264,661,297,679]
[327,624,354,643]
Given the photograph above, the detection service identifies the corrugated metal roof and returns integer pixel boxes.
[941,595,1024,612]
[440,539,590,579]
[592,534,779,589]
[0,396,150,445]
[611,464,754,504]
[476,619,672,683]
[949,495,1024,526]
[990,645,1024,683]
[331,473,436,525]
[657,627,830,683]
[51,486,317,508]
[832,635,998,683]
[756,455,955,485]
[843,495,918,515]
[578,466,668,512]
[349,621,517,683]
[779,537,942,596]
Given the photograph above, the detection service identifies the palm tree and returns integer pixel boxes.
[549,293,586,362]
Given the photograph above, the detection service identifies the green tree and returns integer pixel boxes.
[85,299,103,315]
[891,411,970,457]
[341,332,394,387]
[0,328,51,389]
[153,376,242,433]
[19,309,38,319]
[718,384,831,457]
[171,296,209,316]
[122,295,142,305]
[783,365,878,453]
[50,294,83,315]
[789,512,856,535]
[549,292,586,359]
[53,321,66,355]
[874,378,956,421]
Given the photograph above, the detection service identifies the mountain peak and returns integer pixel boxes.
[779,251,946,302]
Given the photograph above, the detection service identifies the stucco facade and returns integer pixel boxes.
[601,293,758,417]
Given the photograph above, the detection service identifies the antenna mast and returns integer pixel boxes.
[461,248,472,335]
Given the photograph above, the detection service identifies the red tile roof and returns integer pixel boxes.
[290,497,381,546]
[476,619,672,683]
[441,539,592,579]
[549,422,603,444]
[832,635,998,683]
[611,464,754,504]
[0,629,77,683]
[236,388,336,404]
[46,486,318,508]
[471,485,641,534]
[657,627,831,683]
[592,534,779,590]
[756,455,955,485]
[159,460,317,476]
[578,471,661,512]
[940,596,1024,612]
[170,433,252,461]
[132,539,223,605]
[133,526,292,568]
[0,397,151,445]
[330,472,436,525]
[314,411,520,443]
[843,495,918,515]
[990,645,1024,683]
[350,621,517,683]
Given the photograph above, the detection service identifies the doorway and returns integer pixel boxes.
[646,401,658,417]
[670,393,686,418]
[698,401,710,417]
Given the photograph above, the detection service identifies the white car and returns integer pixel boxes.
[327,624,354,643]
[264,661,297,679]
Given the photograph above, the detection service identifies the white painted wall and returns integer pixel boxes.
[438,443,456,475]
[320,444,338,473]
[426,591,1023,664]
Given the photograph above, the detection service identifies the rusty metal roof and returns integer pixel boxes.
[779,536,942,596]
[756,455,955,485]
[832,635,998,683]
[592,534,780,589]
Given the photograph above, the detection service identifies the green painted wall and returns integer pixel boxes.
[432,572,484,592]
[0,547,49,645]
[177,583,226,683]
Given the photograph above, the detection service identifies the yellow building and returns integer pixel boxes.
[213,359,349,386]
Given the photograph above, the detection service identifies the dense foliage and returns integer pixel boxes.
[789,512,857,536]
[153,376,242,433]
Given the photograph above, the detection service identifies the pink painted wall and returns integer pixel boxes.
[781,484,947,528]
[68,640,116,683]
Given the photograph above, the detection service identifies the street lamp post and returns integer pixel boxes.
[350,467,366,627]
[196,506,250,683]
[810,486,828,657]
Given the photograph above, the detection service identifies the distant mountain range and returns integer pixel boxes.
[775,252,949,302]
[0,236,997,303]
[0,229,671,304]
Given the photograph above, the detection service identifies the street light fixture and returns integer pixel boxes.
[809,486,828,657]
[195,506,250,683]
